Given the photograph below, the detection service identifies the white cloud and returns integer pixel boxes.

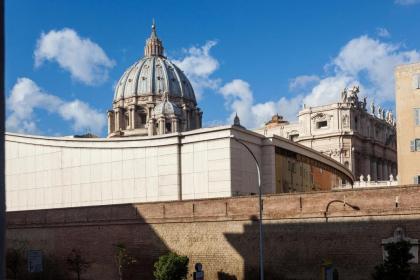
[294,35,420,109]
[395,0,420,5]
[58,100,106,134]
[376,27,391,38]
[34,28,115,85]
[289,75,320,92]
[6,78,106,135]
[220,35,420,128]
[332,35,420,100]
[219,79,302,128]
[219,79,254,126]
[302,75,358,107]
[172,41,221,99]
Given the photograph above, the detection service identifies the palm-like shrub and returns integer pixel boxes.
[153,252,189,280]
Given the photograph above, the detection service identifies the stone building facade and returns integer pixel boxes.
[108,22,202,137]
[256,86,397,181]
[395,62,420,185]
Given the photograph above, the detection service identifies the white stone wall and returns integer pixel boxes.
[230,138,261,196]
[6,140,181,211]
[5,127,238,211]
[181,137,232,200]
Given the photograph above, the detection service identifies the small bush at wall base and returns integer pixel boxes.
[153,252,189,280]
[372,240,414,280]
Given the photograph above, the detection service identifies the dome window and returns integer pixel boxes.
[165,122,171,133]
[124,112,130,129]
[140,114,147,125]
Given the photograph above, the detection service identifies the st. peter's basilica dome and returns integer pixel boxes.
[108,22,202,137]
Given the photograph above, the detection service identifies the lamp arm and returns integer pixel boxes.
[232,137,261,186]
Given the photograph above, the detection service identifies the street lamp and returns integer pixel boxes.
[230,135,264,280]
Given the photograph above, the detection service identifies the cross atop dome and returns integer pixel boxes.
[150,18,157,39]
[144,19,164,57]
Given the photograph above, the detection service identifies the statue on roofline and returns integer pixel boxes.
[370,100,375,115]
[386,110,394,124]
[341,88,348,103]
[341,85,360,106]
[348,85,359,105]
[386,110,391,123]
[363,97,367,110]
[378,106,383,119]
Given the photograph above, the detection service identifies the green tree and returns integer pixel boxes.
[153,252,189,280]
[372,240,414,280]
[114,243,136,280]
[67,249,90,280]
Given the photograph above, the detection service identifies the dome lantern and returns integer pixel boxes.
[144,19,164,57]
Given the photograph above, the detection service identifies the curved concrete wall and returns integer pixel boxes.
[5,126,353,211]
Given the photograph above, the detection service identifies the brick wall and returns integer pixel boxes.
[7,185,420,280]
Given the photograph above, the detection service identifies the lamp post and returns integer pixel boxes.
[324,199,360,223]
[231,135,264,280]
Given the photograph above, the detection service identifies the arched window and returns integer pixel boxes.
[140,113,147,124]
[165,122,171,133]
[137,111,147,127]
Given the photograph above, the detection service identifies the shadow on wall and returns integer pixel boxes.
[6,204,170,280]
[6,196,420,280]
[218,270,238,280]
[224,217,420,280]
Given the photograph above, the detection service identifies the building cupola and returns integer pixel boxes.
[144,20,164,57]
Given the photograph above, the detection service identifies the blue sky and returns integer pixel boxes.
[5,0,420,136]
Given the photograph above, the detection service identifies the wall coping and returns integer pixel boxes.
[7,185,420,227]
